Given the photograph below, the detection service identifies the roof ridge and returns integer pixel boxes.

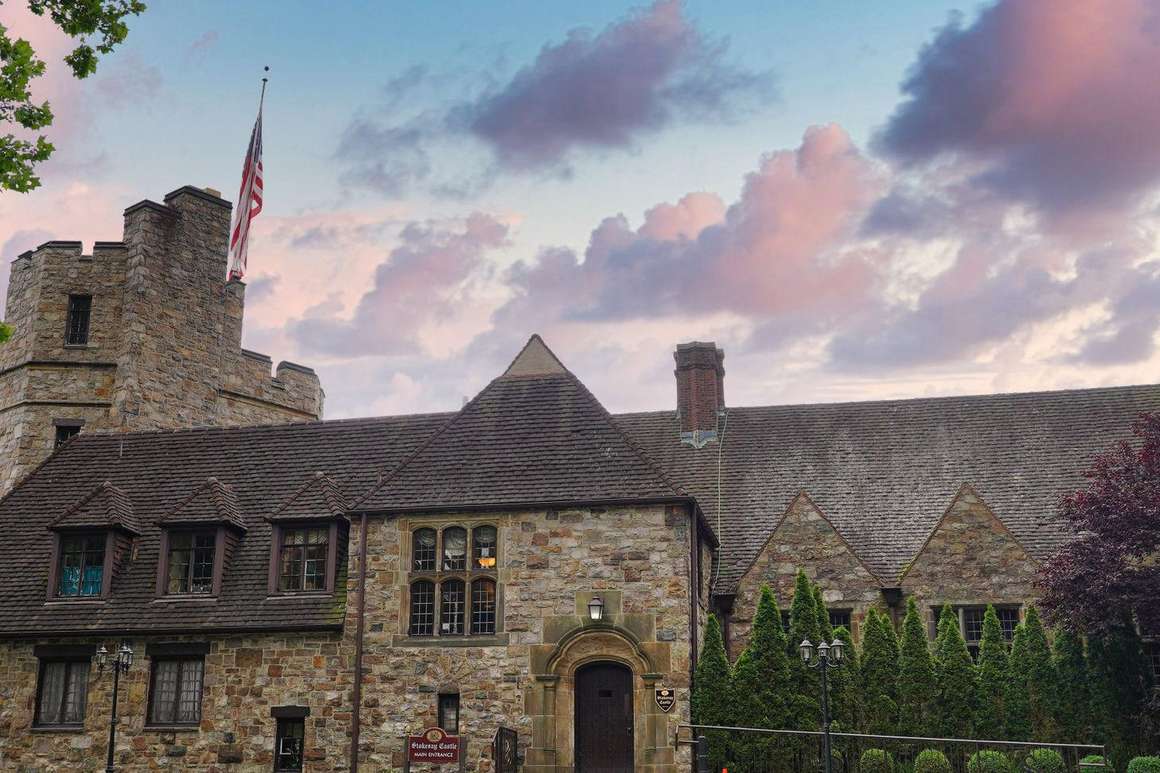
[50,480,140,534]
[270,470,351,520]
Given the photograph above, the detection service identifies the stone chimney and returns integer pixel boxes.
[674,341,725,446]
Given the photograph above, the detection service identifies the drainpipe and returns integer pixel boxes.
[688,506,699,676]
[349,512,369,772]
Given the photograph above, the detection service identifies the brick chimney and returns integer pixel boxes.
[674,341,725,445]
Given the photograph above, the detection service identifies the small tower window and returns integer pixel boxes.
[65,294,92,345]
[54,424,81,448]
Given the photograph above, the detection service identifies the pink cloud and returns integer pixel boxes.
[878,0,1160,236]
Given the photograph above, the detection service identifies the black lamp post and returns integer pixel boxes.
[95,642,134,773]
[799,637,844,773]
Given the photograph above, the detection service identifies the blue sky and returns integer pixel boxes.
[4,0,1160,418]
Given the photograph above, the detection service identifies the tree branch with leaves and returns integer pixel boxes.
[1,0,146,192]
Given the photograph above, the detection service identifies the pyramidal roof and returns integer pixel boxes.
[355,335,686,512]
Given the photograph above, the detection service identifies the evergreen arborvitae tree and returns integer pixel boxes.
[693,614,733,772]
[1052,627,1090,743]
[861,608,900,734]
[898,597,937,736]
[1005,622,1033,741]
[732,586,792,765]
[1019,607,1058,740]
[975,605,1008,739]
[786,570,822,730]
[829,624,861,731]
[1088,618,1155,763]
[933,604,976,738]
[813,581,834,644]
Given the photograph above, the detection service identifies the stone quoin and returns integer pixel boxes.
[0,185,1158,771]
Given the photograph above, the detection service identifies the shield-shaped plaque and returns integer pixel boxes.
[654,687,675,713]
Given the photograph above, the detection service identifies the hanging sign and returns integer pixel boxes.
[654,687,676,713]
[408,727,461,763]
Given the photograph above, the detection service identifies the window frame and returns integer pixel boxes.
[33,652,92,729]
[405,522,501,639]
[64,293,92,346]
[272,705,310,773]
[53,420,83,449]
[47,530,114,601]
[267,521,339,596]
[145,646,207,729]
[828,608,853,632]
[929,604,1022,660]
[438,692,460,734]
[157,527,225,597]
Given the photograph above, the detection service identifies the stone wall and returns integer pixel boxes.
[0,503,697,771]
[354,504,696,773]
[899,485,1042,630]
[0,186,323,495]
[727,493,882,658]
[0,632,352,772]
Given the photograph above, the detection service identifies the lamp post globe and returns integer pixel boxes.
[799,638,812,663]
[587,596,604,621]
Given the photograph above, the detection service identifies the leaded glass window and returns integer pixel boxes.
[442,527,466,571]
[35,659,89,726]
[278,526,329,592]
[167,531,216,594]
[413,528,436,571]
[148,657,204,726]
[472,525,497,569]
[410,580,435,636]
[57,533,105,597]
[471,578,497,635]
[441,579,465,635]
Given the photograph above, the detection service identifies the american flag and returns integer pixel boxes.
[227,99,264,281]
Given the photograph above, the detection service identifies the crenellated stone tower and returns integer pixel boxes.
[0,185,324,493]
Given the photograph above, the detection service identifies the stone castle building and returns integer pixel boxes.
[0,224,1157,769]
[0,185,324,494]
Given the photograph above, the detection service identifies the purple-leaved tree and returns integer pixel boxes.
[1040,413,1160,633]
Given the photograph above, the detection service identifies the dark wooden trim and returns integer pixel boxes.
[212,526,226,596]
[33,644,96,658]
[100,531,115,600]
[271,705,311,719]
[326,522,338,593]
[349,513,368,773]
[1,623,344,639]
[45,535,61,602]
[155,526,224,598]
[267,523,281,595]
[155,529,169,597]
[372,495,696,517]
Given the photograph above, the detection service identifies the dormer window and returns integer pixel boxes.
[166,530,217,594]
[278,526,330,592]
[56,533,106,597]
[48,482,140,601]
[265,472,349,596]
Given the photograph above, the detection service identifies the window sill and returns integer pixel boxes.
[31,725,86,733]
[392,634,509,648]
[44,598,106,606]
[264,592,333,600]
[153,595,219,603]
[62,344,91,350]
[143,724,201,733]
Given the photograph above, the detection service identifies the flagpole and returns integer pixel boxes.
[259,65,269,111]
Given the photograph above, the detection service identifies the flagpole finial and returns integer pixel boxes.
[259,66,270,107]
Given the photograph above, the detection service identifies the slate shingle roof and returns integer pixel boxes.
[50,482,142,535]
[158,477,247,531]
[355,336,686,512]
[1,332,1157,636]
[615,383,1160,589]
[0,414,449,636]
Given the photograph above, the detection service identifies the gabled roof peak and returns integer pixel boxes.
[157,477,246,531]
[268,471,350,522]
[501,334,568,378]
[50,481,141,535]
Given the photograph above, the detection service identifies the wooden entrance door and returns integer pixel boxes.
[574,662,634,773]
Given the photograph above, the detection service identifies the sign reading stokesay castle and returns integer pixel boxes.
[0,185,1158,772]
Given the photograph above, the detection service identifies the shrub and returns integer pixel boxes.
[860,748,897,773]
[1127,758,1160,773]
[913,748,952,773]
[966,749,1016,773]
[1025,748,1066,772]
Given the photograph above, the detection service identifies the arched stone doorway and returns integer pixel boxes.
[574,661,633,772]
[526,624,675,773]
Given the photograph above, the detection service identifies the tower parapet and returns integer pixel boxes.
[0,185,323,493]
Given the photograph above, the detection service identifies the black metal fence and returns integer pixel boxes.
[684,724,1109,773]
